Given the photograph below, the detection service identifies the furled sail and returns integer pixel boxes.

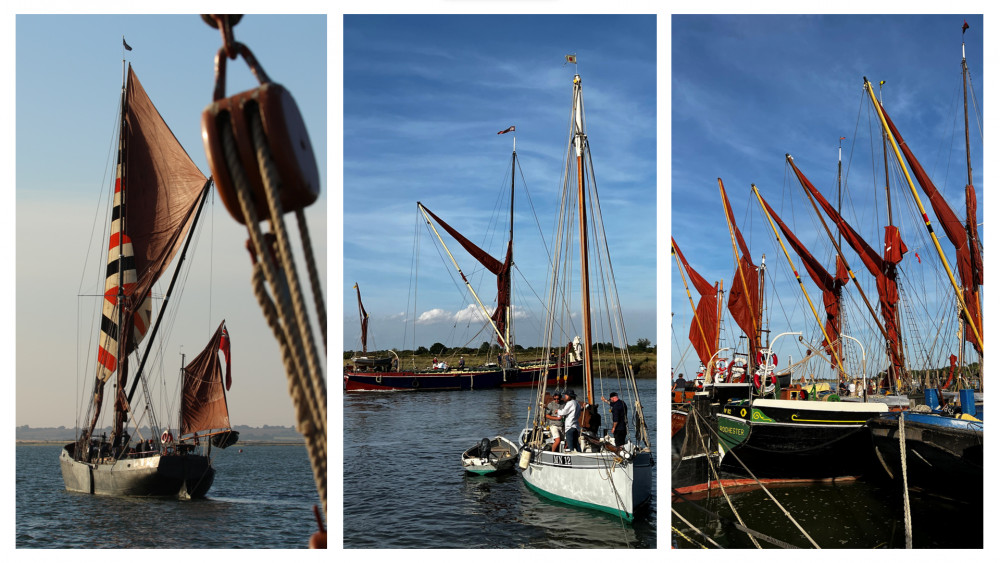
[181,321,233,435]
[876,100,982,354]
[788,157,907,380]
[671,237,719,367]
[354,282,369,354]
[719,179,760,349]
[89,64,208,441]
[419,204,513,345]
[757,193,847,360]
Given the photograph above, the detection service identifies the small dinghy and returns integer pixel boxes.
[461,436,518,475]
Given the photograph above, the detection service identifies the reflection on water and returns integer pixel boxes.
[672,478,982,548]
[344,380,657,548]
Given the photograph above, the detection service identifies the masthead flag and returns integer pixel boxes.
[123,37,132,51]
[565,54,577,64]
[498,126,515,135]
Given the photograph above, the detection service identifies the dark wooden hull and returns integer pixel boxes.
[60,443,215,498]
[868,412,983,501]
[343,369,502,391]
[344,361,582,392]
[716,398,888,479]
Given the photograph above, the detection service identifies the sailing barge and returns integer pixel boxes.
[60,61,236,498]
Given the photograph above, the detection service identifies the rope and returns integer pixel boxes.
[296,209,327,351]
[671,507,724,548]
[220,111,327,518]
[693,408,822,548]
[672,490,805,549]
[899,413,912,549]
[691,409,762,548]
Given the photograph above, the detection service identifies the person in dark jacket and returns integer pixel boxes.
[601,392,629,446]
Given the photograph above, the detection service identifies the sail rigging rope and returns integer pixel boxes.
[220,106,327,519]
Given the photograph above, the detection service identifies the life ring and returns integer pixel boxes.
[755,351,778,367]
[375,374,382,384]
[753,371,777,395]
[161,431,174,443]
[412,378,420,389]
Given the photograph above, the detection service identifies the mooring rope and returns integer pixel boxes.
[898,413,912,549]
[692,407,822,548]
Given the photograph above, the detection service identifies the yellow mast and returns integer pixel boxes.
[863,78,983,352]
[671,240,714,370]
[751,184,847,379]
[718,178,760,349]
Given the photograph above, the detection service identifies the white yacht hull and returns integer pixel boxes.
[520,445,653,520]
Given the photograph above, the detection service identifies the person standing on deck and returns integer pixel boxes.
[601,392,628,446]
[543,393,564,452]
[558,390,581,452]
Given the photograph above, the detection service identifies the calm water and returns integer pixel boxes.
[343,379,657,548]
[672,471,983,548]
[16,443,320,548]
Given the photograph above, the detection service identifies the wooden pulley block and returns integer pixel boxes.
[202,43,320,225]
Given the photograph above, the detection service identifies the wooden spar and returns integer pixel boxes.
[671,239,714,368]
[751,184,847,379]
[506,141,516,351]
[786,154,892,345]
[126,180,213,406]
[718,178,759,348]
[572,74,595,405]
[879,82,894,227]
[863,78,984,352]
[416,202,509,350]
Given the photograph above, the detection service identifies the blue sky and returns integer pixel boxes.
[14,14,326,427]
[671,14,984,382]
[344,14,657,353]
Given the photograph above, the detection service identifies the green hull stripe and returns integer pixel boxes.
[522,478,633,522]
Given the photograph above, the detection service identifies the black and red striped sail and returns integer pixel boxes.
[88,65,207,439]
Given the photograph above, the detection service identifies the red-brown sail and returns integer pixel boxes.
[788,157,907,380]
[672,237,719,367]
[877,100,982,354]
[88,65,209,443]
[757,193,846,360]
[719,180,760,348]
[420,203,512,345]
[181,321,233,435]
[354,283,369,354]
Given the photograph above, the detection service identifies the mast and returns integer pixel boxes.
[753,185,846,377]
[506,135,516,352]
[572,74,594,405]
[863,77,983,353]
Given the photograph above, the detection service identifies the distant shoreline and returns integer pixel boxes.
[16,440,304,446]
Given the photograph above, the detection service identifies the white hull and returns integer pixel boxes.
[520,445,653,520]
